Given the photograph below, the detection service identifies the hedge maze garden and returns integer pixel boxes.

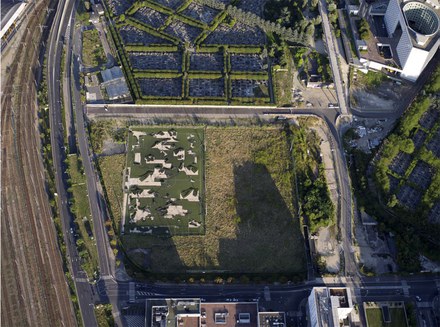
[104,0,306,104]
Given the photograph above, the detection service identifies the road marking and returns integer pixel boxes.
[401,280,410,296]
[75,277,88,282]
[264,286,271,301]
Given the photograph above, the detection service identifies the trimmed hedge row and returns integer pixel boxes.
[187,72,223,79]
[125,44,179,52]
[230,72,269,80]
[134,71,183,78]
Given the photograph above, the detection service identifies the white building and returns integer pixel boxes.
[360,0,440,81]
[308,287,354,327]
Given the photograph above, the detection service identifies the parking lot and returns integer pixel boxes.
[189,78,225,97]
[182,3,220,24]
[429,202,440,224]
[119,25,172,45]
[427,127,440,158]
[138,77,182,97]
[133,7,168,29]
[204,22,265,45]
[164,20,203,44]
[389,152,412,176]
[408,161,432,190]
[231,79,268,98]
[154,0,181,9]
[230,53,265,72]
[397,184,421,210]
[412,129,427,150]
[419,108,439,130]
[236,0,265,16]
[189,52,223,71]
[108,0,132,16]
[128,52,182,71]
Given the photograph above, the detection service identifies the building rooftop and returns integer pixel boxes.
[200,302,258,327]
[101,66,124,83]
[147,299,201,327]
[360,15,402,68]
[308,287,353,327]
[258,312,285,327]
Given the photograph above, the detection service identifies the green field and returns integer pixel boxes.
[107,126,307,275]
[365,308,408,327]
[98,155,126,234]
[124,127,205,235]
[67,154,99,278]
[82,29,106,67]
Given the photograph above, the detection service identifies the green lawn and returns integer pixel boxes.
[68,154,98,278]
[354,70,386,89]
[365,308,408,327]
[82,29,106,67]
[124,127,205,235]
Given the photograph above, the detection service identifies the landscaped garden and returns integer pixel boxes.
[103,0,312,104]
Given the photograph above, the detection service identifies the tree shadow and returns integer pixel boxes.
[217,162,307,275]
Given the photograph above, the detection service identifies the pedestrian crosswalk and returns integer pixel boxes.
[136,291,156,296]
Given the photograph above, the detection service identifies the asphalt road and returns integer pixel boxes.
[318,0,348,115]
[47,0,97,325]
[71,10,125,326]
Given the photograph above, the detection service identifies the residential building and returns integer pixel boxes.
[358,0,440,81]
[308,287,354,327]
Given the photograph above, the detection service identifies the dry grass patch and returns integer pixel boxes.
[99,154,126,233]
[122,126,306,274]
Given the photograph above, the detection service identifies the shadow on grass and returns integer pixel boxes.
[121,162,307,279]
[217,162,307,275]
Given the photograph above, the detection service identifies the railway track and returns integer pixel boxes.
[1,1,76,326]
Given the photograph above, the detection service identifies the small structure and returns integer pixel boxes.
[348,5,360,16]
[357,0,440,81]
[258,312,285,327]
[100,66,131,102]
[308,287,354,327]
[134,153,141,164]
[94,4,104,15]
[356,39,368,51]
[307,75,323,88]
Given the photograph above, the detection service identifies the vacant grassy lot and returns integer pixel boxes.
[98,154,125,233]
[365,308,408,327]
[67,154,98,278]
[94,304,114,327]
[82,29,106,67]
[119,126,306,274]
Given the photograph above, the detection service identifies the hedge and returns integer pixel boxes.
[230,72,269,80]
[125,45,179,52]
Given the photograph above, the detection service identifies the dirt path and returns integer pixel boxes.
[310,122,341,273]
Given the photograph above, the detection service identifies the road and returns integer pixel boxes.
[70,7,125,325]
[318,0,349,116]
[71,8,115,282]
[46,0,97,325]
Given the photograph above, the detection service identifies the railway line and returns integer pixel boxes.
[0,1,76,326]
